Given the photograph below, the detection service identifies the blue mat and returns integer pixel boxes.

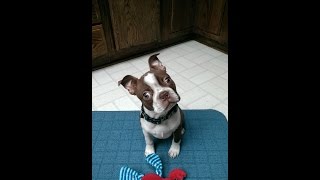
[92,110,228,180]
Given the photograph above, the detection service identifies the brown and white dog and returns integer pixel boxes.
[118,53,184,158]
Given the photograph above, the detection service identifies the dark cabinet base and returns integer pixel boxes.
[194,35,228,54]
[92,34,194,71]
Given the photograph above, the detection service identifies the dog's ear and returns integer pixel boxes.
[118,75,138,95]
[148,53,166,72]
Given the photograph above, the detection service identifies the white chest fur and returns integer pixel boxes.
[140,109,181,139]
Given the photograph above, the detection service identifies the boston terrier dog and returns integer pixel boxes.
[118,53,184,158]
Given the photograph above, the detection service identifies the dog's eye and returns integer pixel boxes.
[142,92,151,100]
[164,76,171,83]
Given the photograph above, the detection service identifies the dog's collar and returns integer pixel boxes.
[140,104,179,124]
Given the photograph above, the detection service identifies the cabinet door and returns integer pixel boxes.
[194,0,226,35]
[219,0,228,46]
[92,0,101,24]
[161,0,194,41]
[108,0,160,50]
[92,25,108,59]
[194,0,228,48]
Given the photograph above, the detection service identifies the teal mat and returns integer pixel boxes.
[93,109,228,180]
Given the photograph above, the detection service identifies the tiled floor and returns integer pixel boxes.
[92,40,228,120]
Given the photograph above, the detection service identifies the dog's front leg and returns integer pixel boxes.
[168,127,182,158]
[142,129,155,156]
[168,118,184,158]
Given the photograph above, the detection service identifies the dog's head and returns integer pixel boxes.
[118,53,180,114]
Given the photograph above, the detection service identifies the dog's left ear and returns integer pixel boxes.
[148,53,166,72]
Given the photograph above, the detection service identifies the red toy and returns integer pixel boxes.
[142,168,187,180]
[119,153,187,180]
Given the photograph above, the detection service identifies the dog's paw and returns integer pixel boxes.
[168,143,180,158]
[145,144,155,156]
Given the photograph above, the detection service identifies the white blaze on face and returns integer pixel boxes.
[144,73,179,113]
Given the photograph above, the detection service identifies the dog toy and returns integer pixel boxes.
[145,153,163,177]
[142,168,186,180]
[119,153,186,180]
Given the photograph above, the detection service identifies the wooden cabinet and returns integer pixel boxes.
[92,0,110,66]
[92,25,108,59]
[108,0,160,50]
[161,0,194,41]
[92,0,101,25]
[194,0,228,51]
[92,0,228,69]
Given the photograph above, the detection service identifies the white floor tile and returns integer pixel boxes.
[174,44,197,53]
[189,41,212,50]
[92,81,118,97]
[189,71,218,85]
[187,94,220,109]
[131,71,145,80]
[92,40,228,115]
[216,54,228,62]
[127,93,143,108]
[199,81,228,101]
[96,102,118,111]
[179,87,208,107]
[114,96,139,110]
[157,48,175,56]
[92,69,113,85]
[92,88,127,107]
[165,67,178,77]
[201,47,224,57]
[210,76,228,91]
[92,77,99,88]
[165,61,187,73]
[170,46,192,56]
[130,58,149,71]
[200,59,227,75]
[170,74,197,92]
[223,98,228,105]
[92,104,97,111]
[180,66,206,79]
[104,62,132,75]
[176,85,185,94]
[209,58,228,70]
[157,52,180,62]
[109,66,140,82]
[183,50,205,61]
[185,40,206,48]
[220,72,228,80]
[193,54,215,64]
[174,57,197,69]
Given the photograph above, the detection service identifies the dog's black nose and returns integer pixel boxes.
[159,91,169,100]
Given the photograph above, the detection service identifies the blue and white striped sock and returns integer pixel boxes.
[145,153,163,177]
[119,166,144,180]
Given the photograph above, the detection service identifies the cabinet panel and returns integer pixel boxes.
[92,0,101,24]
[220,0,228,46]
[161,0,193,41]
[92,25,108,59]
[171,0,193,33]
[194,0,226,36]
[108,0,160,50]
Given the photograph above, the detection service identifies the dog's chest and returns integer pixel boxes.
[140,109,181,139]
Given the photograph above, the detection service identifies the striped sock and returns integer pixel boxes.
[119,166,144,180]
[145,153,163,177]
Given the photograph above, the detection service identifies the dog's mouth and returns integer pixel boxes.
[153,91,180,114]
[160,101,177,114]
